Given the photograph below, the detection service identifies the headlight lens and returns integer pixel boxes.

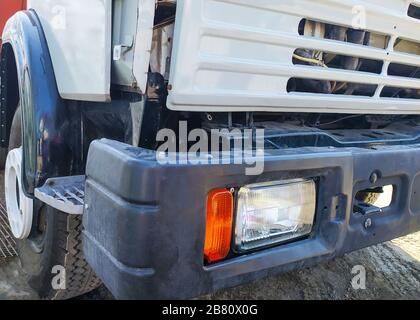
[235,179,316,252]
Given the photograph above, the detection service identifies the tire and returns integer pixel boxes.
[356,192,381,205]
[7,106,101,299]
[0,147,7,169]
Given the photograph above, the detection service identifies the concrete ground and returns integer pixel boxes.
[205,232,420,300]
[1,232,419,300]
[0,173,419,300]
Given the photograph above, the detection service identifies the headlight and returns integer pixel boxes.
[235,179,316,252]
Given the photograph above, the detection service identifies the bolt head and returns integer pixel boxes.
[364,218,372,229]
[370,172,378,184]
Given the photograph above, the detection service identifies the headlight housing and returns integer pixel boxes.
[235,179,316,252]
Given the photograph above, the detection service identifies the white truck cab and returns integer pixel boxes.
[1,0,420,299]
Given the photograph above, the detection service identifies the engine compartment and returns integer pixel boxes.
[290,18,420,100]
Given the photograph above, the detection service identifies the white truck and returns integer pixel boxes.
[0,0,420,299]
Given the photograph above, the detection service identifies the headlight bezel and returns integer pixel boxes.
[233,178,318,253]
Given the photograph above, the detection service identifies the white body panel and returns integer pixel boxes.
[112,0,155,93]
[168,0,420,114]
[28,0,112,102]
[132,0,156,93]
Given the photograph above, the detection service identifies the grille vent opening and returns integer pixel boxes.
[408,3,420,20]
[394,38,420,55]
[287,78,377,97]
[380,87,420,99]
[388,63,420,79]
[291,19,420,100]
[292,49,383,74]
[298,19,390,49]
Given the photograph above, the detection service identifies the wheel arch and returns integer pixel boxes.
[1,10,72,196]
[0,42,20,150]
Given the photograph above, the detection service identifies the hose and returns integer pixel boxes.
[293,53,338,91]
[292,53,328,68]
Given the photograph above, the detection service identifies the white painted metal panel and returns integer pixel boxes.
[27,0,112,102]
[112,0,155,93]
[133,0,156,93]
[168,0,420,114]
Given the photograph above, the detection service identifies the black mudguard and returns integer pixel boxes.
[1,10,76,195]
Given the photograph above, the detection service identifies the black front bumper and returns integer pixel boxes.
[83,139,420,299]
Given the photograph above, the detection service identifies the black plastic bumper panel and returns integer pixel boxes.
[83,139,420,299]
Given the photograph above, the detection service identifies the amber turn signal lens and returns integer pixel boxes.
[204,189,234,263]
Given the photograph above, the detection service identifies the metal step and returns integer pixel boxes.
[35,176,85,215]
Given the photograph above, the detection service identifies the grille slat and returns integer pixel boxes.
[219,0,420,41]
[202,22,420,69]
[199,55,420,90]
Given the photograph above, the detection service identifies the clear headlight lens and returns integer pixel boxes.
[235,179,316,252]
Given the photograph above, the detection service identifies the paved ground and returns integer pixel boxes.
[206,232,420,300]
[0,172,419,300]
[1,232,419,300]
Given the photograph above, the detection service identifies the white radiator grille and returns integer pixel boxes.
[168,0,420,114]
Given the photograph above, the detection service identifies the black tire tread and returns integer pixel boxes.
[48,213,101,300]
[0,147,7,170]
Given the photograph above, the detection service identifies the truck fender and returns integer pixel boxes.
[1,10,71,195]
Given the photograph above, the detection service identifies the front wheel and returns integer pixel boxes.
[17,206,102,299]
[4,106,101,299]
[0,147,7,170]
